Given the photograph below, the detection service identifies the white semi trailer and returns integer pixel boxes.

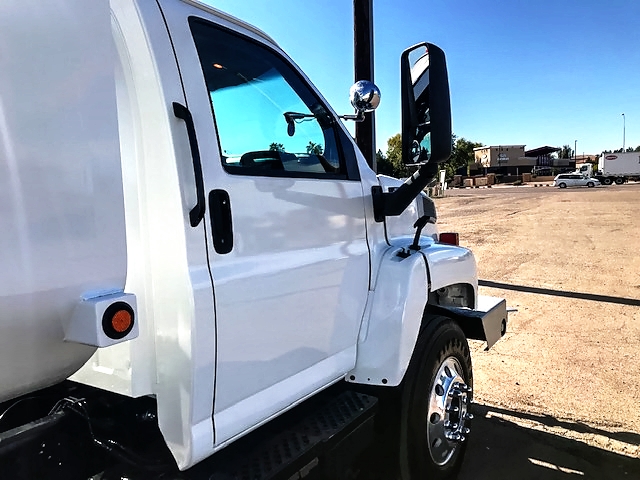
[578,153,640,184]
[0,1,507,479]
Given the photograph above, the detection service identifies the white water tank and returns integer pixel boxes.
[0,0,127,402]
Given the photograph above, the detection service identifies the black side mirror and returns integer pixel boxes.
[401,43,451,165]
[371,42,452,221]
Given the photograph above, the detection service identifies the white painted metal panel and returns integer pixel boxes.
[72,0,217,470]
[424,244,478,295]
[158,0,370,459]
[0,0,126,402]
[348,247,428,386]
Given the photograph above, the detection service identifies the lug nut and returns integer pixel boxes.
[464,413,474,420]
[444,420,458,429]
[448,389,462,398]
[455,383,471,393]
[445,432,461,441]
[463,427,471,434]
[446,405,460,413]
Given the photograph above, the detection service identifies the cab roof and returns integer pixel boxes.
[180,0,276,45]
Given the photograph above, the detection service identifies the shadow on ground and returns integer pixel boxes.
[459,403,640,479]
[478,280,640,307]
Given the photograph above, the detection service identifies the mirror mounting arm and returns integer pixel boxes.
[372,162,438,222]
[338,111,366,122]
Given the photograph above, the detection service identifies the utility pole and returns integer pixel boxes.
[354,0,376,171]
[622,113,625,151]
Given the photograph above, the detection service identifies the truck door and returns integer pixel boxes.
[158,2,370,444]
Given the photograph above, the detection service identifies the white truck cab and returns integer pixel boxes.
[0,1,506,478]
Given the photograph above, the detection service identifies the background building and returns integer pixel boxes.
[473,145,574,175]
[473,145,525,175]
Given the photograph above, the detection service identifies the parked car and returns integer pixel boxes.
[553,174,600,188]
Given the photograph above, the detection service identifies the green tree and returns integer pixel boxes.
[376,133,483,180]
[558,145,574,159]
[306,141,323,155]
[375,149,390,174]
[442,135,483,179]
[386,133,402,165]
[269,142,285,152]
[376,134,407,178]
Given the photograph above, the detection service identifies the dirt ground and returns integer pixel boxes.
[433,183,640,478]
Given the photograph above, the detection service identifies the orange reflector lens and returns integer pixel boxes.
[102,301,135,340]
[111,310,132,333]
[439,232,459,246]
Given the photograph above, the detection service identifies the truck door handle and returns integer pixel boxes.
[173,102,206,227]
[208,189,233,254]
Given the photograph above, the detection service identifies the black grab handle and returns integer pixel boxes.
[173,102,206,227]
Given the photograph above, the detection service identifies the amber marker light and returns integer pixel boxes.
[111,309,132,333]
[102,302,135,340]
[212,63,224,69]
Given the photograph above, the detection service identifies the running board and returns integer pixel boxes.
[187,389,378,480]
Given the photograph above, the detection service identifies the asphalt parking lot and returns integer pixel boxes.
[437,183,640,478]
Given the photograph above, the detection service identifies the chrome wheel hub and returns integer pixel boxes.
[426,357,472,466]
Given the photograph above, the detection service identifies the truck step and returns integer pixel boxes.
[187,388,378,480]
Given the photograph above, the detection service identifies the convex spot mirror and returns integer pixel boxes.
[401,43,452,165]
[350,80,381,114]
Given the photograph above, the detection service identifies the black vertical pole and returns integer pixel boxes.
[354,0,376,171]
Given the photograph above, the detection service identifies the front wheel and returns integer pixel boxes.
[399,316,473,480]
[587,181,595,188]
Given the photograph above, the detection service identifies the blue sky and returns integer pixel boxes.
[204,0,639,156]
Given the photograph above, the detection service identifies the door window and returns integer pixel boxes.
[189,18,356,179]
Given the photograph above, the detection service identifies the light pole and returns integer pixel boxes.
[354,0,375,170]
[574,139,577,162]
[622,113,625,151]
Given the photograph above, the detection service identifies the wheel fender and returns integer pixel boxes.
[347,247,428,387]
[423,243,478,298]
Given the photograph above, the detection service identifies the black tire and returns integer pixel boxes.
[615,177,624,185]
[603,177,613,185]
[398,316,473,480]
[587,181,595,188]
[558,182,567,188]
